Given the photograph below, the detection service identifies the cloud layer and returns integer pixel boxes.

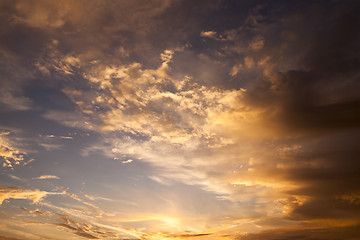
[0,0,360,239]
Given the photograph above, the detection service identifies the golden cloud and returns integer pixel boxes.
[0,186,63,206]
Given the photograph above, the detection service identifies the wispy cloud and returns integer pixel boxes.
[0,186,63,206]
[7,174,26,182]
[20,207,52,216]
[32,175,60,180]
[121,159,133,164]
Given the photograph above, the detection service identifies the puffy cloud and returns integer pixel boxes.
[200,30,217,38]
[0,132,28,168]
[60,49,247,148]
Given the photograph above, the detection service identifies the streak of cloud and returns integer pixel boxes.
[0,186,64,206]
[33,175,60,180]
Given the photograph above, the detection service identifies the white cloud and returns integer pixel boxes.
[33,175,60,180]
[122,159,133,164]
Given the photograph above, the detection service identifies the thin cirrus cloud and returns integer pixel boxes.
[32,175,60,180]
[0,0,360,239]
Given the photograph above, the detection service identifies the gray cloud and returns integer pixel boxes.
[238,225,360,240]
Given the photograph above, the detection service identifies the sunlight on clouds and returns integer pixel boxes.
[33,175,60,180]
[230,63,243,76]
[244,57,255,69]
[55,49,305,217]
[200,30,217,38]
[0,132,28,168]
[1,0,360,239]
[0,186,63,206]
[249,36,264,51]
[78,49,250,148]
[34,48,325,239]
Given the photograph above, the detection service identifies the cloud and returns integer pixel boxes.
[248,35,264,50]
[230,63,243,76]
[61,3,360,235]
[0,236,23,240]
[200,30,226,41]
[63,190,98,209]
[233,3,360,230]
[244,57,255,69]
[33,175,60,180]
[0,91,32,111]
[12,0,68,29]
[57,49,247,149]
[237,225,360,240]
[0,186,63,206]
[1,1,360,239]
[200,30,217,38]
[59,136,73,139]
[40,203,148,239]
[0,132,28,169]
[20,207,52,216]
[122,159,133,164]
[57,49,275,200]
[7,174,26,182]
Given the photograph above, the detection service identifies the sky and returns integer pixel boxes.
[0,0,360,239]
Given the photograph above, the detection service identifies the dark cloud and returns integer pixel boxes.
[245,2,360,130]
[237,1,360,229]
[237,225,360,240]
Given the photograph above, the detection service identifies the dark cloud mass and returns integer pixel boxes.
[1,0,360,239]
[238,225,360,240]
[240,2,360,228]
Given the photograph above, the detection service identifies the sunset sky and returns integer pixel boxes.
[1,0,360,239]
